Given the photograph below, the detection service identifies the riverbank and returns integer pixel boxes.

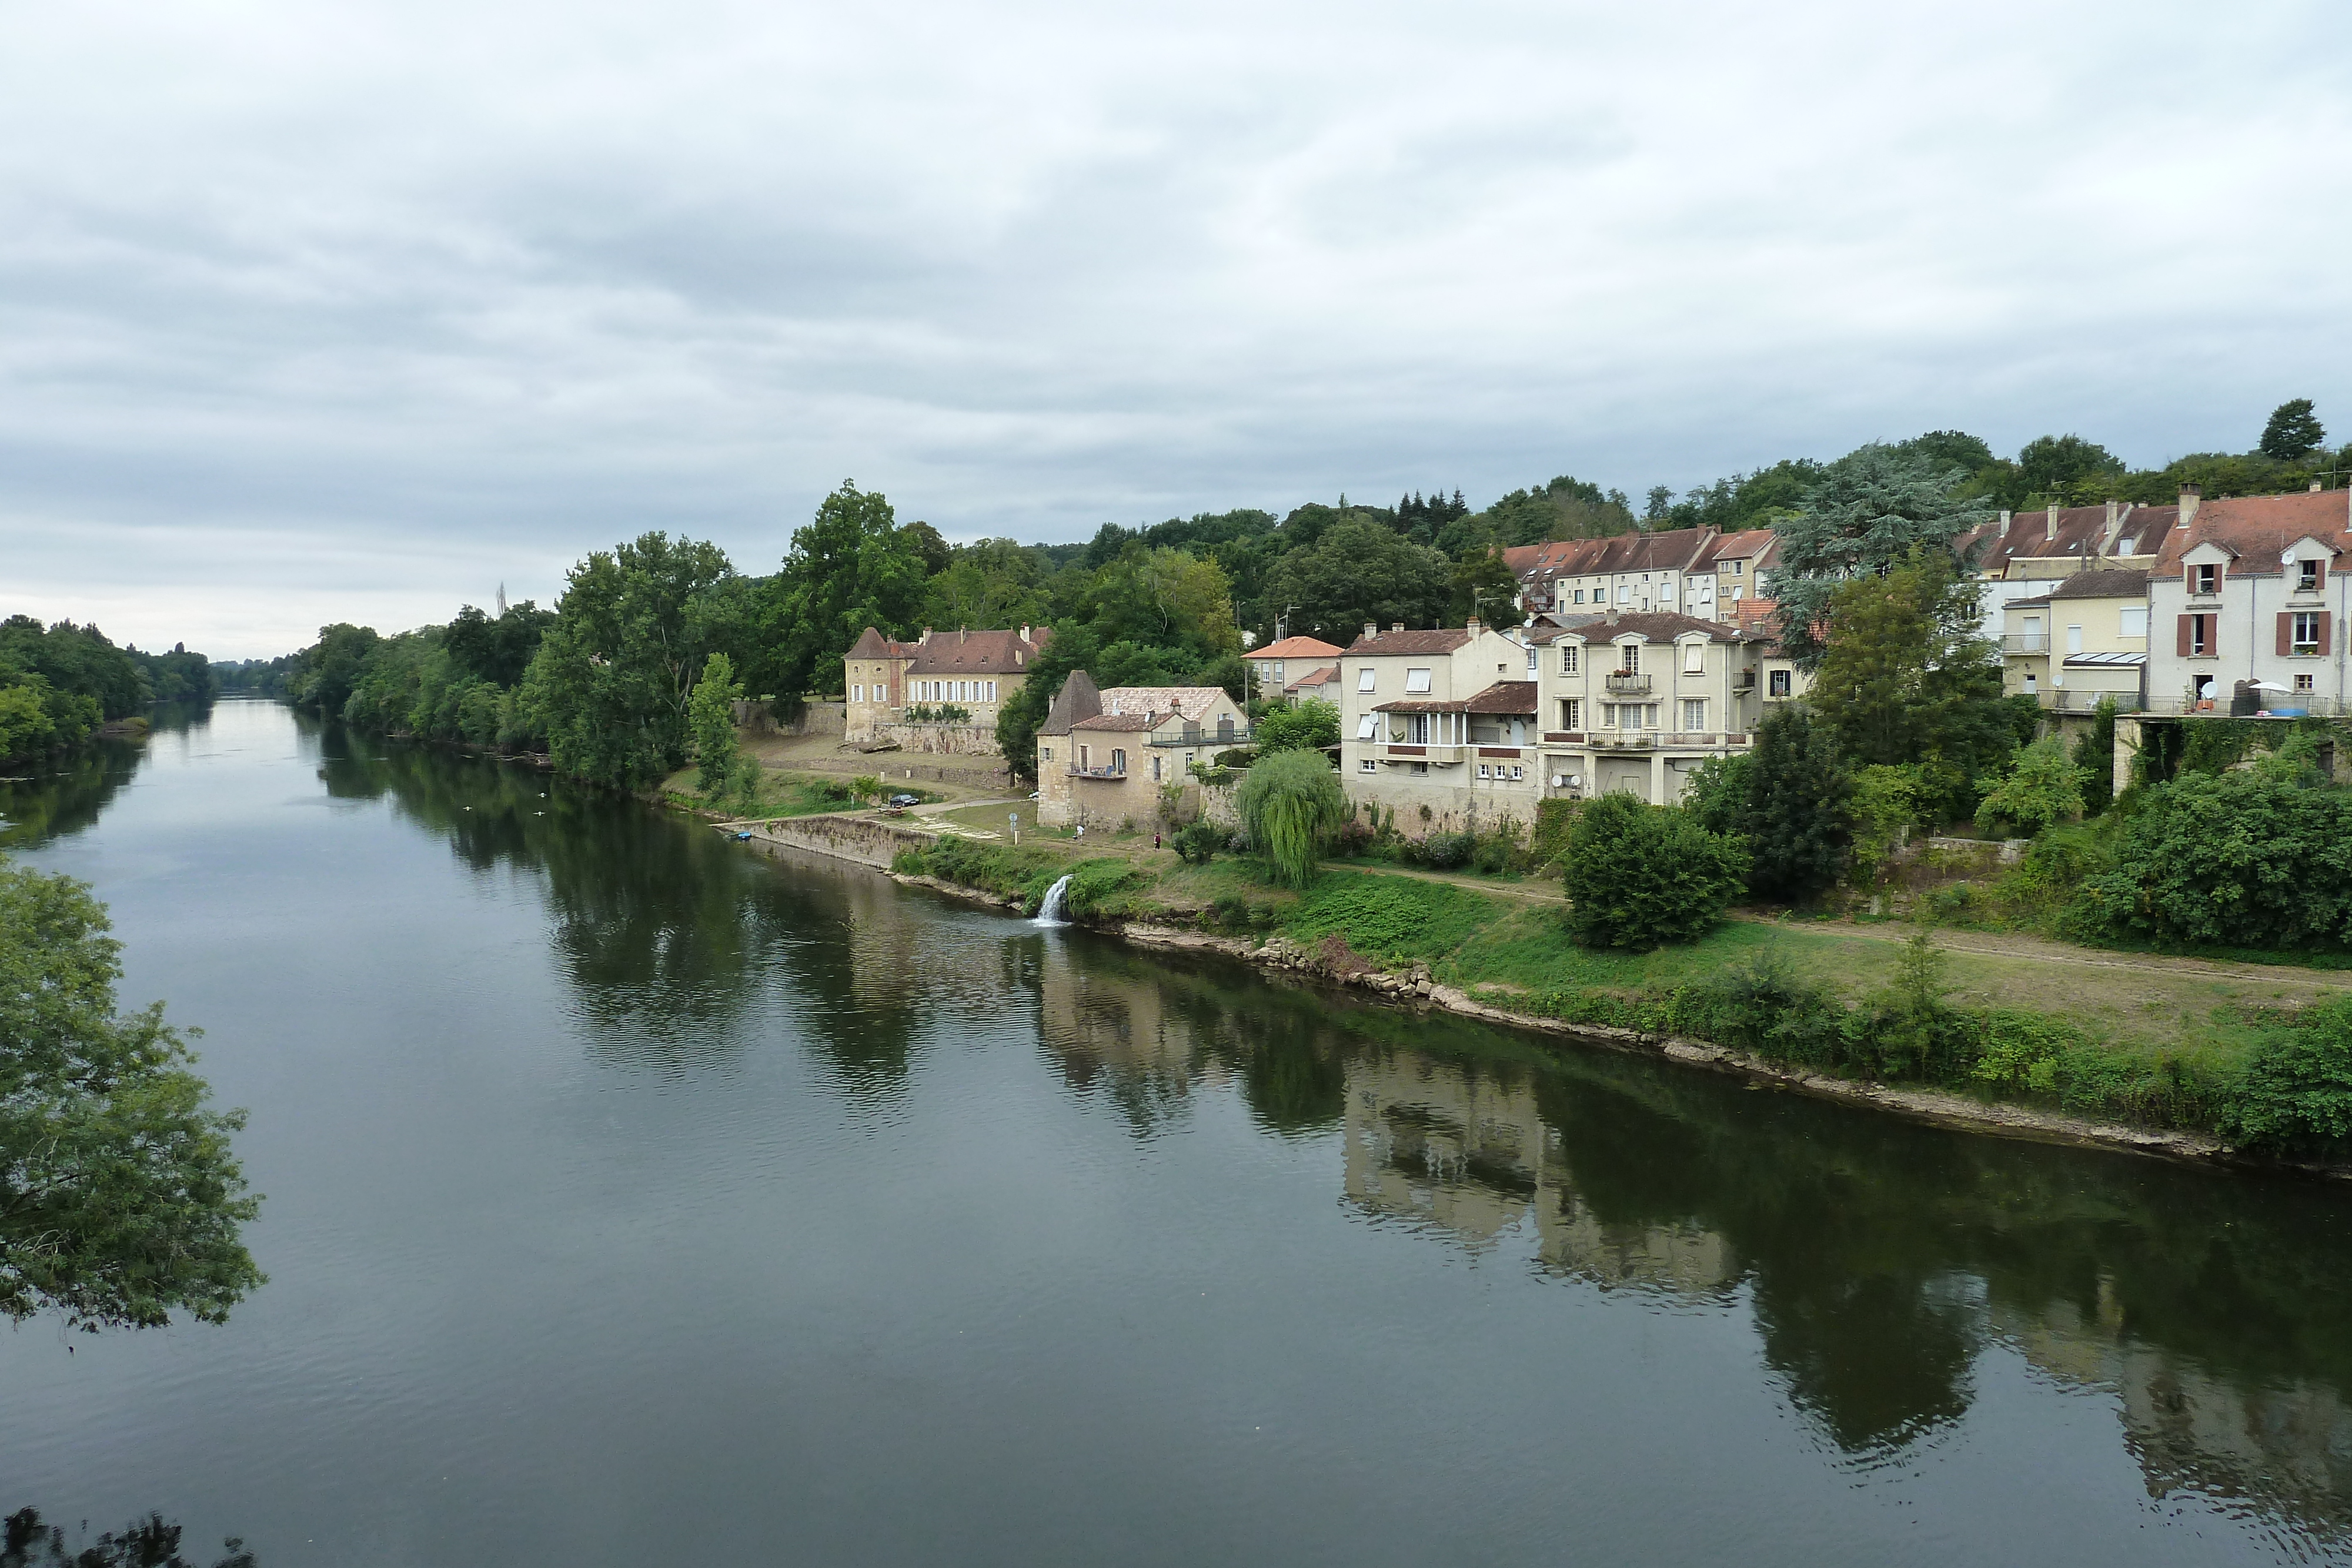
[714,810,2352,1179]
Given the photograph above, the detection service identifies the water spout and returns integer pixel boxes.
[1034,872,1074,925]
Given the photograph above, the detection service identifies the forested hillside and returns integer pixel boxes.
[0,617,217,764]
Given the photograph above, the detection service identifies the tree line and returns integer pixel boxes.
[0,617,218,765]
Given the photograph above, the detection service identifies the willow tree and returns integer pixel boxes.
[1235,749,1348,888]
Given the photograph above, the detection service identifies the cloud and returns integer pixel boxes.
[1,0,2347,655]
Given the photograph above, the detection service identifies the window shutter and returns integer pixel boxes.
[2278,613,2293,657]
[2322,613,2335,657]
[2176,614,2192,656]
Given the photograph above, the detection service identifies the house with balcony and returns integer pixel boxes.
[1242,634,1344,702]
[1033,671,1250,830]
[1959,499,2172,639]
[844,624,1050,745]
[1525,610,1769,804]
[2147,484,2352,714]
[2000,568,2150,714]
[1339,619,1542,831]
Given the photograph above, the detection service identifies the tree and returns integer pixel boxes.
[443,601,554,687]
[2078,770,2352,950]
[1766,444,1996,668]
[521,533,737,790]
[994,627,1098,784]
[1254,697,1340,755]
[1808,549,2022,781]
[771,482,931,695]
[1449,546,1526,630]
[286,622,382,717]
[0,680,58,761]
[689,651,746,800]
[2073,697,2117,815]
[1258,516,1451,646]
[2011,434,2124,503]
[924,538,1051,632]
[1,858,262,1330]
[2260,398,2327,462]
[1234,748,1348,888]
[1973,736,2085,835]
[1083,546,1242,661]
[1561,794,1749,951]
[1735,706,1852,904]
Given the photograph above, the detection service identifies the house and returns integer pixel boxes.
[1284,664,1341,700]
[843,625,1050,745]
[1526,611,1769,804]
[1242,634,1344,701]
[1687,528,1781,623]
[1339,619,1542,831]
[1034,673,1250,830]
[1503,526,1785,627]
[2146,484,2352,714]
[2000,568,2150,714]
[1959,499,2171,638]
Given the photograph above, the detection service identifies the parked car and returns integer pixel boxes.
[887,793,921,808]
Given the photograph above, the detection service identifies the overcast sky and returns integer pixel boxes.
[4,0,2348,657]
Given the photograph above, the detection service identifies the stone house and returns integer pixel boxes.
[1034,673,1250,830]
[2146,485,2352,714]
[1338,619,1542,831]
[1525,611,1769,804]
[1242,635,1344,701]
[843,625,1049,746]
[2000,567,2150,713]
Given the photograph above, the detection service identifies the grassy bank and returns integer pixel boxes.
[888,835,2352,1164]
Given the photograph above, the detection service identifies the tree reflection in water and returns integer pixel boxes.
[1020,941,2352,1547]
[2,1506,252,1568]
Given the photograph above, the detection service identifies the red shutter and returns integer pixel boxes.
[2278,613,2293,657]
[2177,614,2192,656]
[2321,613,2335,657]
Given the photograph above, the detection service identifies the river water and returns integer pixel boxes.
[4,700,2350,1566]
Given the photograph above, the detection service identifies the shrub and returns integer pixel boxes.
[2220,1001,2352,1154]
[1561,794,1750,951]
[1255,697,1341,755]
[1235,748,1349,889]
[2075,770,2352,950]
[1846,764,1925,888]
[1973,736,2086,837]
[1735,706,1850,904]
[1416,831,1472,869]
[2074,698,2117,815]
[1172,818,1223,864]
[849,774,883,804]
[1531,797,1579,865]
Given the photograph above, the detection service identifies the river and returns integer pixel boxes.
[4,699,2350,1566]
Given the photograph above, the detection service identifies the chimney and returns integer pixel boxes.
[1018,624,1030,643]
[2045,503,2059,541]
[1362,621,1378,642]
[1605,603,1619,625]
[1465,616,1481,636]
[2179,483,2201,530]
[1391,621,1405,633]
[2314,480,2325,493]
[2000,509,2012,528]
[960,627,968,644]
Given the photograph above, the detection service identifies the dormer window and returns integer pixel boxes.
[1561,645,1579,675]
[2117,536,2137,556]
[2194,563,2220,595]
[2299,560,2322,593]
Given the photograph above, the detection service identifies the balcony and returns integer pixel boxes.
[1068,765,1127,780]
[1732,671,1756,691]
[1151,723,1251,748]
[1603,673,1652,695]
[1588,731,1657,750]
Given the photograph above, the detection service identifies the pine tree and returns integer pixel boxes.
[1735,706,1852,904]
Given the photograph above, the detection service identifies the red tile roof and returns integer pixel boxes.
[905,627,1049,676]
[1341,628,1474,656]
[1284,665,1340,691]
[1540,610,1758,644]
[1501,527,1716,584]
[1245,635,1345,661]
[2151,489,2352,580]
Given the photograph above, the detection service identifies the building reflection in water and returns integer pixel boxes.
[1024,941,2352,1548]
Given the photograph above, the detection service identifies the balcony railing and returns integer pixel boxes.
[1068,765,1127,780]
[1151,724,1252,748]
[2001,634,2050,654]
[1732,671,1756,691]
[1603,673,1652,695]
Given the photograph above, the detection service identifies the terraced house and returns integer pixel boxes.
[2146,484,2352,714]
[1338,619,1542,831]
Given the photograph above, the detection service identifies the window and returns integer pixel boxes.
[1110,748,1126,773]
[2120,606,2149,638]
[2296,673,2316,693]
[1731,560,1744,576]
[1405,668,1432,694]
[1661,581,1676,604]
[1526,646,1539,673]
[2194,563,2220,595]
[987,681,998,701]
[1618,704,1640,731]
[1355,714,1378,740]
[2189,614,2212,656]
[852,684,863,703]
[1559,698,1580,730]
[1357,668,1377,693]
[1682,641,1705,673]
[1078,745,1090,770]
[1769,670,1792,698]
[2117,536,2137,555]
[1617,584,1631,603]
[1510,765,1524,780]
[2292,611,2322,654]
[1151,756,1162,780]
[1477,764,1491,778]
[1041,746,1052,761]
[1360,757,1377,773]
[1561,645,1579,674]
[1573,589,1585,604]
[2300,560,2322,592]
[1406,714,1431,744]
[2066,624,2083,654]
[1410,761,1427,776]
[1683,699,1705,730]
[1620,643,1640,674]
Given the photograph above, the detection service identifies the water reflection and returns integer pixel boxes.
[2,1505,253,1567]
[1020,944,2352,1543]
[0,735,144,847]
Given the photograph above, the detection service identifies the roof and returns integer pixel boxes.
[1040,670,1101,734]
[2047,567,2150,600]
[1244,635,1344,661]
[2065,651,2146,667]
[1464,680,1538,713]
[1341,628,1474,656]
[1071,712,1157,732]
[1960,503,2180,579]
[1284,665,1339,691]
[1542,611,1755,644]
[1500,527,1718,585]
[1094,686,1233,722]
[846,626,917,660]
[904,627,1048,676]
[1692,528,1781,569]
[2152,489,2352,580]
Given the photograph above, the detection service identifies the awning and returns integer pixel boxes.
[2062,651,2146,668]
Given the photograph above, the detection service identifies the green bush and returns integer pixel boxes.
[1172,818,1223,864]
[1254,697,1339,754]
[1416,831,1472,869]
[1973,736,2086,836]
[1561,794,1749,951]
[1735,707,1851,904]
[2220,1001,2352,1154]
[2075,770,2352,950]
[1532,797,1579,865]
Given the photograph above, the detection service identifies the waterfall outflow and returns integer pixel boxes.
[1034,872,1075,926]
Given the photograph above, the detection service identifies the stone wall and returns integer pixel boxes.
[872,721,1001,757]
[737,699,845,738]
[745,813,937,871]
